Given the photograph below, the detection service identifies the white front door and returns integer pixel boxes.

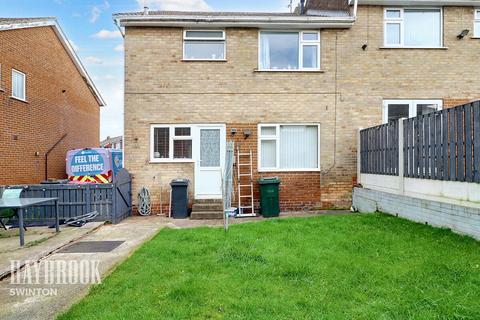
[194,125,226,199]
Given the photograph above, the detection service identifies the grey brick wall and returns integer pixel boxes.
[353,187,480,240]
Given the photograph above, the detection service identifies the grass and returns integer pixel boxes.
[59,213,480,319]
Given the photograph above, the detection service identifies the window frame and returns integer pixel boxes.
[257,30,321,71]
[11,68,26,101]
[182,29,226,61]
[382,99,443,124]
[383,7,443,48]
[150,124,194,163]
[474,9,480,37]
[258,123,321,172]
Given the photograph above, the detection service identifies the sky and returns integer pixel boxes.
[1,0,296,140]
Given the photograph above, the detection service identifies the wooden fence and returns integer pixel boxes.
[2,169,132,225]
[360,101,480,183]
[360,120,399,175]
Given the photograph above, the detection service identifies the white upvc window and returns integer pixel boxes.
[474,9,480,37]
[258,31,320,71]
[11,69,26,101]
[382,99,443,123]
[150,125,193,162]
[384,8,442,48]
[183,30,226,61]
[258,124,320,171]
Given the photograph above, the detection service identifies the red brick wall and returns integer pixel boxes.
[0,27,100,185]
[443,98,475,109]
[227,124,323,211]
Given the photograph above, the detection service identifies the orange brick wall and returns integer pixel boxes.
[0,26,100,185]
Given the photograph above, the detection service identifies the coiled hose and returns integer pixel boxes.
[137,187,152,216]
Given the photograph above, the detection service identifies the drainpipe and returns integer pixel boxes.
[300,0,306,14]
[45,134,67,181]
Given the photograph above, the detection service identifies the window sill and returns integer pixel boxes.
[254,69,325,73]
[10,96,28,103]
[181,59,227,62]
[379,46,448,50]
[150,159,195,164]
[258,168,321,173]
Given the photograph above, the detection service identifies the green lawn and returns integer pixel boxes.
[59,213,480,319]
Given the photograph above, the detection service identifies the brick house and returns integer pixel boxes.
[114,0,480,215]
[0,18,105,185]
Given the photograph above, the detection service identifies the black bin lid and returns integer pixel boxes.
[170,179,189,186]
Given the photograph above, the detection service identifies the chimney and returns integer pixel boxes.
[300,0,306,14]
[143,6,149,15]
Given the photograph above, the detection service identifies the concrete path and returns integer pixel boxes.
[0,211,349,319]
[0,216,166,320]
[0,223,104,279]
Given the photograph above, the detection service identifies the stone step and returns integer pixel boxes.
[190,211,223,220]
[192,203,223,212]
[194,199,223,204]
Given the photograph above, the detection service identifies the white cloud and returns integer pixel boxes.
[84,56,104,64]
[137,0,211,11]
[69,40,80,51]
[90,6,101,23]
[90,1,110,23]
[92,29,122,39]
[114,44,124,52]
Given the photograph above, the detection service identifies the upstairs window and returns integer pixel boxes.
[475,9,480,37]
[259,31,320,71]
[183,30,226,61]
[12,69,26,101]
[384,8,442,48]
[151,125,193,162]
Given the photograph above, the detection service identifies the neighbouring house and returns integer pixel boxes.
[100,135,123,150]
[0,18,105,185]
[114,0,480,215]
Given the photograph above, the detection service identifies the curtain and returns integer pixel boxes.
[280,126,318,169]
[259,33,270,69]
[261,140,276,168]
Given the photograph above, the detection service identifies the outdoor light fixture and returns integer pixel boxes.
[230,128,237,136]
[457,29,469,39]
[362,44,368,51]
[243,130,252,139]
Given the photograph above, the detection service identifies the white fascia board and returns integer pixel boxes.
[116,15,355,29]
[357,0,480,5]
[0,19,106,107]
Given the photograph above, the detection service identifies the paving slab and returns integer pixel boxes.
[0,222,104,279]
[0,216,167,320]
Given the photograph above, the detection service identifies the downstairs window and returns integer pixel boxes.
[151,125,193,161]
[258,124,320,171]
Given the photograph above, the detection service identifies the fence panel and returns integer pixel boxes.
[400,102,479,182]
[360,121,399,176]
[4,169,132,225]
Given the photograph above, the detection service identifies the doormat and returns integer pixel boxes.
[58,241,125,253]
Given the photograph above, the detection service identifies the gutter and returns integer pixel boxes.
[114,14,356,29]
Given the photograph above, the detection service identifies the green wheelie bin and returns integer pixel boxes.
[258,177,281,218]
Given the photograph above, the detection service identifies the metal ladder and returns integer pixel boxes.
[237,147,256,217]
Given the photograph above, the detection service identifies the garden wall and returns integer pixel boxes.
[352,187,480,240]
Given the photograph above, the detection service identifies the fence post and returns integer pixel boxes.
[357,128,362,185]
[398,119,405,195]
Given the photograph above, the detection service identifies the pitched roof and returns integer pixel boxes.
[0,17,105,107]
[305,0,351,16]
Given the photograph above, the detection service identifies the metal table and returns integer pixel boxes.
[0,197,59,246]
